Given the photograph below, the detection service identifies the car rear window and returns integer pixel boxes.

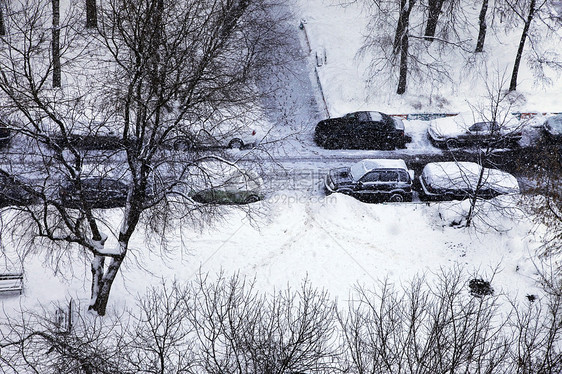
[397,170,410,182]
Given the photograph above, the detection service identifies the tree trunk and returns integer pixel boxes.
[424,0,445,41]
[393,0,408,54]
[475,0,489,52]
[465,166,487,227]
[0,1,6,36]
[397,32,409,94]
[89,255,125,316]
[509,0,536,91]
[395,0,415,94]
[52,0,61,88]
[86,0,97,28]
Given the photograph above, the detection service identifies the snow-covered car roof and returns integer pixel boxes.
[421,162,520,194]
[350,159,408,181]
[429,112,519,138]
[191,161,262,192]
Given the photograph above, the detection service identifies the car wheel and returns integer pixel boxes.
[446,139,460,149]
[228,138,243,149]
[508,139,521,149]
[389,193,405,202]
[324,137,342,149]
[244,194,260,204]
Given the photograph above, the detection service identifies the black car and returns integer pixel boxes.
[0,175,36,207]
[324,159,413,202]
[60,178,129,209]
[314,111,406,150]
[51,133,124,150]
[427,113,522,149]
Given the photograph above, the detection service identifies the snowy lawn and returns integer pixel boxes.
[295,0,562,116]
[0,192,546,314]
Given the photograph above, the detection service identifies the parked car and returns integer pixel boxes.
[0,126,11,147]
[168,122,262,151]
[314,111,407,150]
[44,119,125,151]
[542,114,562,142]
[324,159,414,202]
[0,174,36,207]
[418,162,520,201]
[190,165,263,205]
[52,133,124,150]
[60,177,130,209]
[427,113,522,149]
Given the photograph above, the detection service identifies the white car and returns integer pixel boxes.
[188,161,263,204]
[427,112,522,149]
[419,161,520,201]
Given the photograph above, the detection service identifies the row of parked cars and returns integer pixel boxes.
[324,159,520,203]
[0,119,261,151]
[0,165,264,209]
[0,110,555,209]
[315,110,562,150]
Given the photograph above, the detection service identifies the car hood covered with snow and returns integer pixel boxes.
[421,162,520,194]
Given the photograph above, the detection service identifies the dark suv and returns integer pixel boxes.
[60,178,129,209]
[324,159,413,202]
[0,175,36,207]
[314,111,406,150]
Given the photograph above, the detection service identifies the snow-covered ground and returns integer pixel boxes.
[0,191,546,315]
[0,0,560,318]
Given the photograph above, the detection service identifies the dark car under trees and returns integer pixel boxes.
[59,177,130,209]
[0,174,36,207]
[314,111,407,150]
[427,113,522,149]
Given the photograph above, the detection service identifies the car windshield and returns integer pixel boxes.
[368,111,383,121]
[547,115,562,132]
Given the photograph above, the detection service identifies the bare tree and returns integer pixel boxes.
[358,0,454,98]
[437,74,525,228]
[86,0,96,28]
[339,269,511,373]
[475,0,489,52]
[120,282,196,374]
[424,0,446,40]
[0,301,124,373]
[0,0,5,36]
[52,0,61,87]
[187,273,341,373]
[504,0,548,91]
[0,0,288,315]
[394,0,416,94]
[2,271,562,373]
